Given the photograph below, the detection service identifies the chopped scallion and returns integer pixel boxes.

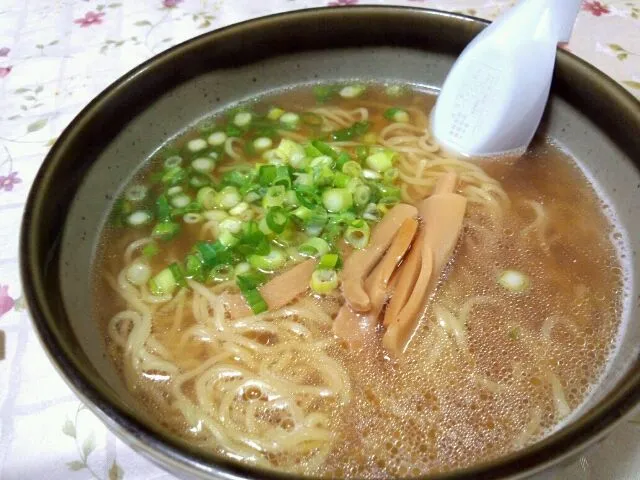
[339,84,366,99]
[191,157,215,173]
[253,137,273,152]
[233,112,252,127]
[127,210,152,227]
[310,269,339,294]
[187,138,207,153]
[345,219,371,249]
[207,131,227,146]
[125,185,148,202]
[298,237,330,258]
[164,155,183,169]
[322,188,353,213]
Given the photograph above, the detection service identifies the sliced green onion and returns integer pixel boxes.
[329,121,370,142]
[167,186,183,197]
[126,261,152,286]
[322,188,353,213]
[273,165,292,189]
[241,287,268,314]
[229,201,249,217]
[295,185,319,209]
[189,174,210,189]
[203,209,228,222]
[234,112,252,127]
[148,267,178,295]
[156,195,171,222]
[237,272,268,313]
[298,237,330,258]
[280,112,300,127]
[266,207,289,234]
[366,150,395,172]
[267,107,285,120]
[198,241,234,268]
[310,269,339,294]
[142,242,160,258]
[219,217,243,234]
[345,219,371,249]
[354,185,371,207]
[226,123,242,137]
[498,270,530,293]
[384,167,399,184]
[383,108,410,123]
[187,138,207,153]
[191,157,215,173]
[263,185,286,208]
[311,140,338,160]
[235,262,252,276]
[253,137,273,152]
[218,229,238,247]
[127,210,152,227]
[164,155,183,169]
[294,173,313,187]
[342,161,362,178]
[197,187,217,210]
[310,155,334,169]
[184,254,204,280]
[339,84,366,99]
[333,172,351,188]
[161,166,186,186]
[284,189,299,208]
[209,264,235,283]
[313,85,337,103]
[249,248,286,273]
[207,131,227,146]
[168,263,186,287]
[355,145,369,161]
[318,253,339,269]
[304,143,324,158]
[171,194,191,209]
[152,221,180,241]
[276,138,306,165]
[183,213,203,224]
[362,202,380,221]
[362,168,382,180]
[219,186,241,209]
[125,184,148,202]
[385,84,407,97]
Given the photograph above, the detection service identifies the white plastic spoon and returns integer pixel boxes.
[431,0,582,158]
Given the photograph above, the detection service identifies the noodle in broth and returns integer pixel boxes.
[94,85,624,477]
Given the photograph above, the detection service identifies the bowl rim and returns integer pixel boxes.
[20,5,640,480]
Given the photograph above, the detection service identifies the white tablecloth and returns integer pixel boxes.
[1,1,639,478]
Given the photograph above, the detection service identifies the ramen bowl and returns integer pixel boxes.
[20,6,640,480]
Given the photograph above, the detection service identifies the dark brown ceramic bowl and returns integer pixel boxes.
[20,6,640,480]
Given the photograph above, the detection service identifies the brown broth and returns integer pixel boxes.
[94,85,625,478]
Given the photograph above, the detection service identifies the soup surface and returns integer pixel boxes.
[94,85,626,478]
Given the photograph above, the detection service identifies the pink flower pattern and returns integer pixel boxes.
[0,285,15,318]
[0,171,22,192]
[73,11,105,27]
[162,0,183,8]
[582,1,610,16]
[0,66,12,78]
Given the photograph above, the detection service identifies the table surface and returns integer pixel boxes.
[1,1,639,479]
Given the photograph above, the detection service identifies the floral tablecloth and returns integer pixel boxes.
[0,1,639,479]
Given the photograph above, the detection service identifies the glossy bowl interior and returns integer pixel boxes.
[21,7,640,480]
